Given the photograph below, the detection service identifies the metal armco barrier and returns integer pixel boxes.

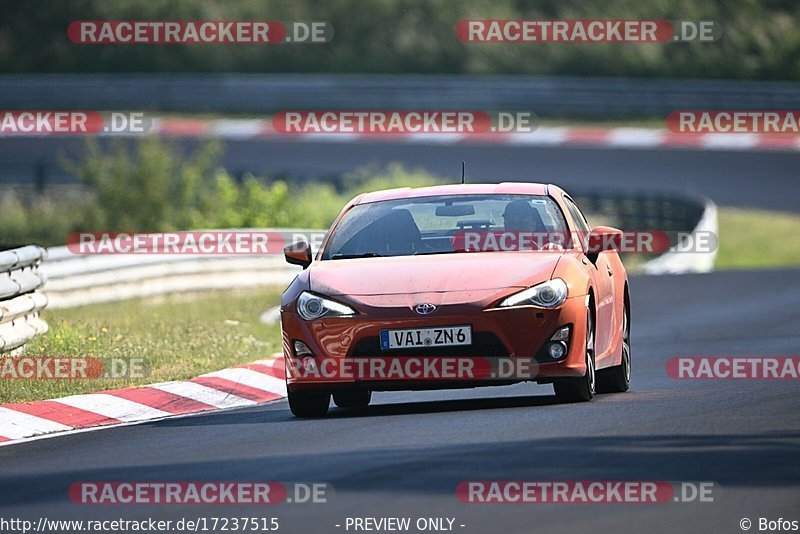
[41,230,309,309]
[1,74,799,117]
[642,199,718,275]
[0,245,48,352]
[573,189,717,274]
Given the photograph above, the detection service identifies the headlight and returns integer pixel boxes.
[498,279,568,308]
[297,291,357,320]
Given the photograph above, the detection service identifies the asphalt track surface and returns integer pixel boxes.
[1,268,799,533]
[1,136,799,212]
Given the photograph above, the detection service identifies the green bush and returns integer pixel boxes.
[0,139,443,247]
[0,193,91,247]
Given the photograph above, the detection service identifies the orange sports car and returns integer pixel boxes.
[280,183,631,417]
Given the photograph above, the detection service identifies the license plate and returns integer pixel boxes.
[380,325,472,350]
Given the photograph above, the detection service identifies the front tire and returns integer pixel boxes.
[597,305,631,393]
[553,312,596,402]
[288,390,330,418]
[333,389,372,409]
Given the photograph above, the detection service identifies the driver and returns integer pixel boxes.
[501,200,556,251]
[503,200,542,232]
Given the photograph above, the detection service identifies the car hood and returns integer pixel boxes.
[310,252,563,296]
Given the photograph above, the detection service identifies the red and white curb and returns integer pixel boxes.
[145,119,800,152]
[0,356,287,447]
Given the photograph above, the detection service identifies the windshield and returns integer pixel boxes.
[322,194,570,259]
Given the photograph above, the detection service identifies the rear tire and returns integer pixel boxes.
[597,304,631,393]
[553,312,596,402]
[333,389,372,409]
[288,390,330,418]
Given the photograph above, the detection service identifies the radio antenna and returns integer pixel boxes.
[461,161,466,184]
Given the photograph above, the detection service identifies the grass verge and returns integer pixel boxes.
[0,288,283,404]
[715,208,800,270]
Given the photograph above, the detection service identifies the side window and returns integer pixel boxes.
[563,197,591,234]
[562,197,591,251]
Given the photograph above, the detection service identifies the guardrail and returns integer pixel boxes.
[573,189,717,274]
[41,231,311,309]
[641,199,718,275]
[0,246,48,353]
[2,74,799,117]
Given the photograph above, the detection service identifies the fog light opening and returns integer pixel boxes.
[548,341,567,360]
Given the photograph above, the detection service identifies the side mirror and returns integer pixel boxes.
[585,226,623,262]
[284,241,312,269]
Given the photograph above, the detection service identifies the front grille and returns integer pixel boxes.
[351,332,509,357]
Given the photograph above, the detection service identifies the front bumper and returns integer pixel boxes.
[281,294,588,392]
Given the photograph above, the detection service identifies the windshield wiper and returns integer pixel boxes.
[330,252,384,260]
[412,250,459,256]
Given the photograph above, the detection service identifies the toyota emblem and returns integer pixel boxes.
[414,303,437,315]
